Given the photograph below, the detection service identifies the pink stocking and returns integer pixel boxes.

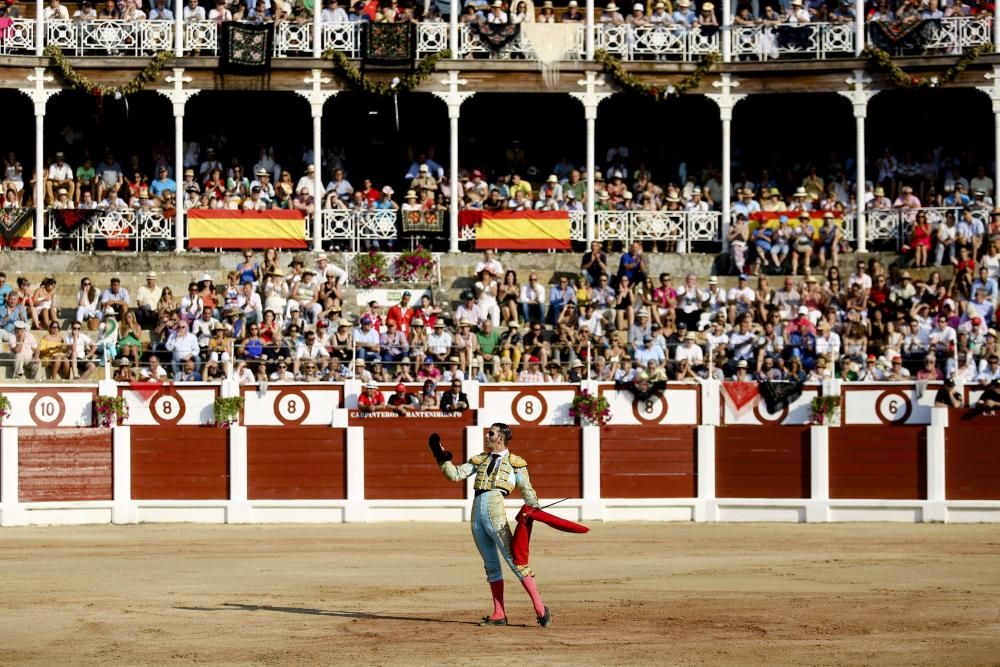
[488,580,506,620]
[520,576,545,617]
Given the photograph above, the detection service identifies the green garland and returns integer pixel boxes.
[595,48,720,101]
[322,49,451,96]
[44,45,173,97]
[861,44,994,89]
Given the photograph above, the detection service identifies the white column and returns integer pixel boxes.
[839,71,875,253]
[174,0,184,56]
[707,74,745,252]
[807,425,830,523]
[925,407,948,522]
[24,68,54,253]
[854,0,864,56]
[35,0,43,56]
[695,425,716,522]
[0,427,24,526]
[313,2,322,59]
[721,0,731,63]
[580,425,603,521]
[978,67,1000,205]
[433,72,473,254]
[585,0,595,59]
[111,426,137,524]
[227,425,251,523]
[571,72,610,245]
[164,69,199,253]
[449,0,460,55]
[297,70,336,253]
[345,426,367,522]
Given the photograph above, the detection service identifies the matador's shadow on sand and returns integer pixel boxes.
[177,603,532,627]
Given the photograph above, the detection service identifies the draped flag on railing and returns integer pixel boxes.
[187,210,307,250]
[0,208,33,248]
[473,210,571,251]
[749,210,844,238]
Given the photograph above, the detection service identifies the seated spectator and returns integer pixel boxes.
[439,379,469,412]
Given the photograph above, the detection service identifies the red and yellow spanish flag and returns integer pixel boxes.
[187,210,308,250]
[475,211,571,251]
[749,210,844,240]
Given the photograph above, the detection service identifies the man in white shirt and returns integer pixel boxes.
[815,324,842,360]
[353,315,381,362]
[238,281,263,325]
[726,274,755,325]
[295,330,330,376]
[847,260,872,292]
[674,332,704,369]
[140,354,169,381]
[427,321,454,362]
[928,315,957,356]
[321,0,349,21]
[633,335,666,365]
[64,321,97,380]
[183,0,206,20]
[519,273,546,324]
[46,151,74,204]
[135,271,163,327]
[165,320,200,377]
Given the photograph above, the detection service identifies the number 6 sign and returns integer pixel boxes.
[875,390,912,424]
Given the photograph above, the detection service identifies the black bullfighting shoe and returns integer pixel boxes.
[479,616,508,626]
[537,607,551,628]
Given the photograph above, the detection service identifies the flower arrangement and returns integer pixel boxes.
[809,395,840,426]
[595,49,719,101]
[569,389,611,427]
[394,246,437,283]
[323,49,451,97]
[0,394,10,423]
[94,396,129,428]
[353,250,392,288]
[862,44,993,89]
[213,396,244,429]
[45,46,173,98]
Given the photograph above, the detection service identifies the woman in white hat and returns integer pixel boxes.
[627,2,648,26]
[786,0,809,24]
[600,1,624,24]
[697,1,717,28]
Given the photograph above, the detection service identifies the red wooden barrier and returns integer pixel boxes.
[18,428,113,502]
[945,411,1000,500]
[507,426,582,500]
[715,426,810,498]
[600,426,697,498]
[247,427,347,500]
[131,426,229,500]
[829,425,926,500]
[362,414,472,500]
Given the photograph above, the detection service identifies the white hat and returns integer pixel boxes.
[366,381,378,389]
[146,271,157,279]
[316,253,329,262]
[13,320,26,330]
[794,186,807,197]
[737,360,748,368]
[707,276,718,284]
[198,273,213,282]
[702,1,713,9]
[419,163,430,171]
[405,190,417,199]
[632,2,643,9]
[606,1,618,9]
[382,185,394,196]
[571,359,584,368]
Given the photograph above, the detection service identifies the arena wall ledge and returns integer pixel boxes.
[0,379,997,526]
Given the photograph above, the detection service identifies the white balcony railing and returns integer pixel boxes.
[0,16,992,60]
[47,208,174,252]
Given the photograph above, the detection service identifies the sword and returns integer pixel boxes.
[539,497,571,510]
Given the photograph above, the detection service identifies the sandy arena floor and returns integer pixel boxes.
[1,522,998,666]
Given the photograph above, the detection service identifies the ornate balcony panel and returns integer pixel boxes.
[322,209,355,243]
[417,22,448,58]
[0,18,36,55]
[732,22,853,60]
[632,210,685,240]
[596,210,630,242]
[46,19,78,54]
[630,25,686,59]
[323,22,359,58]
[139,20,174,54]
[80,20,140,56]
[184,20,219,54]
[686,211,720,241]
[569,210,585,241]
[597,24,628,57]
[356,210,398,241]
[275,20,312,57]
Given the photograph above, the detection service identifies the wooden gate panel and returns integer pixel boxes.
[248,427,346,500]
[600,426,697,498]
[18,429,113,502]
[715,426,810,498]
[829,426,926,500]
[131,426,229,500]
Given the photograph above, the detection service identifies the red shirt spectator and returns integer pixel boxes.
[357,382,385,412]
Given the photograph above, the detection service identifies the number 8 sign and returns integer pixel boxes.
[150,392,186,424]
[275,390,310,425]
[512,391,546,424]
